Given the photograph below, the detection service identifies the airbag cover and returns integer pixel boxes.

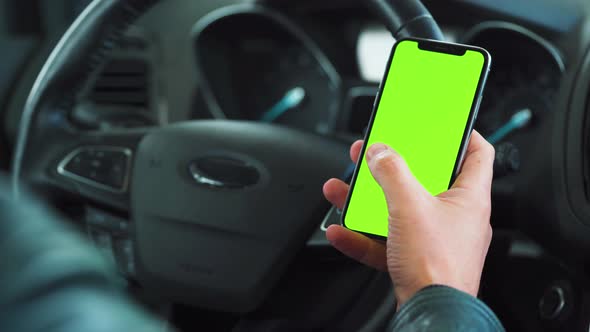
[131,120,349,312]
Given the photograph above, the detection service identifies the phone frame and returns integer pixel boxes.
[341,37,491,240]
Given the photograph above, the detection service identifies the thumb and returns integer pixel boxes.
[366,143,428,211]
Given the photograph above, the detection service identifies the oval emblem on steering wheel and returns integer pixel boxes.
[188,156,261,189]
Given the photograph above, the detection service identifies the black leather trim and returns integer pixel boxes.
[369,0,444,40]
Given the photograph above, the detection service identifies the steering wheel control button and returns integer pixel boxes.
[539,284,566,320]
[114,239,136,276]
[188,156,260,189]
[86,207,129,235]
[58,146,132,192]
[89,229,117,268]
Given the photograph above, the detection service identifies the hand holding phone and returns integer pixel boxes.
[327,37,493,306]
[323,131,496,306]
[342,38,491,239]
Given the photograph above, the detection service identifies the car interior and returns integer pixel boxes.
[2,0,590,331]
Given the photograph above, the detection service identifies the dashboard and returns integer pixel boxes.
[3,0,581,151]
[185,2,568,161]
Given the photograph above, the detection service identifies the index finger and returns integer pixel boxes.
[451,130,495,192]
[350,140,364,164]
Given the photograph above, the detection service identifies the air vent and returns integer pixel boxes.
[89,58,150,108]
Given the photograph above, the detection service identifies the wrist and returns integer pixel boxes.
[395,284,456,310]
[394,277,438,308]
[396,281,480,310]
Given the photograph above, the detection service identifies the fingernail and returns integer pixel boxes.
[366,143,391,161]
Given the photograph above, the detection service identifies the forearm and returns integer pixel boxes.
[0,186,164,332]
[391,286,505,332]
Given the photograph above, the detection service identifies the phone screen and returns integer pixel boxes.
[342,39,490,238]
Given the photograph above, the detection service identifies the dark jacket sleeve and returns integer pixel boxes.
[0,186,166,332]
[391,285,505,332]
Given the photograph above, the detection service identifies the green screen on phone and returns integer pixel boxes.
[343,39,488,238]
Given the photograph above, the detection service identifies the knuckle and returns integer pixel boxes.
[466,191,491,211]
[486,224,493,242]
[485,141,496,160]
[480,198,492,214]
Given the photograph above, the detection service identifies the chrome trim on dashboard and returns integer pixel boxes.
[462,21,565,73]
[320,206,342,231]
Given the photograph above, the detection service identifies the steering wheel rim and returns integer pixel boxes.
[11,0,443,314]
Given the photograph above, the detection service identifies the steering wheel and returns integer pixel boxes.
[11,0,443,314]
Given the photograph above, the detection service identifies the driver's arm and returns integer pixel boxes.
[324,131,505,331]
[391,285,504,331]
[0,132,502,332]
[0,183,165,332]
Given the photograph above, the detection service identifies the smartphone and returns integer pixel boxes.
[342,38,491,239]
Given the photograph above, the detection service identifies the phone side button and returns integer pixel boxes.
[474,95,483,119]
